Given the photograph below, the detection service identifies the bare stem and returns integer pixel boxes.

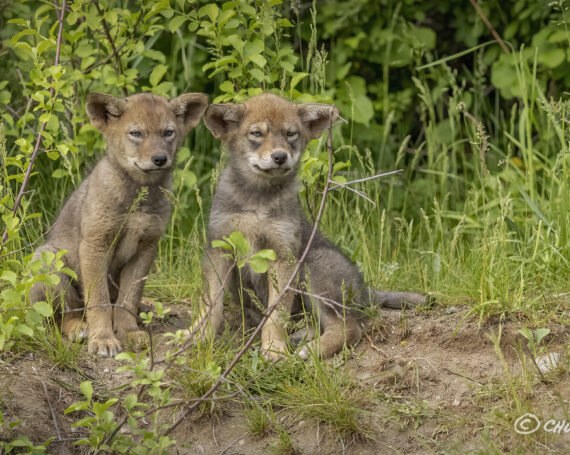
[468,0,509,54]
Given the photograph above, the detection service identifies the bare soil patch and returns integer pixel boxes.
[1,307,568,454]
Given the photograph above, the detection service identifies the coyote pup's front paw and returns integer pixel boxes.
[261,339,289,362]
[88,336,122,357]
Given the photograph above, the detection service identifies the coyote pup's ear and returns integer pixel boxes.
[86,93,127,132]
[204,103,246,140]
[297,104,339,140]
[170,93,209,135]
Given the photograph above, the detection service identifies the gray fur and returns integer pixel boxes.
[194,93,428,359]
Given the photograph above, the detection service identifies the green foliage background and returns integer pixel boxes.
[0,0,569,451]
[0,0,569,347]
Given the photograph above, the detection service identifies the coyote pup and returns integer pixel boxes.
[31,92,208,356]
[195,93,427,359]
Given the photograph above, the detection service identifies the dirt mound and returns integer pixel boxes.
[1,309,568,454]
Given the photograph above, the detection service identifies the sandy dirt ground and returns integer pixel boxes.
[1,305,568,454]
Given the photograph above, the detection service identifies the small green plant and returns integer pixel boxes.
[389,398,432,430]
[268,425,297,455]
[518,327,551,359]
[245,402,274,436]
[65,361,177,454]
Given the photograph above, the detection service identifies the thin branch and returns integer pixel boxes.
[468,0,509,54]
[0,0,67,252]
[93,0,128,96]
[327,180,376,206]
[288,286,349,317]
[82,10,144,74]
[328,169,403,191]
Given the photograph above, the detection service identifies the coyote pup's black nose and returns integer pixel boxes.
[271,152,287,166]
[152,155,168,167]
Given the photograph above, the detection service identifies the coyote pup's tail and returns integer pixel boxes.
[367,288,434,309]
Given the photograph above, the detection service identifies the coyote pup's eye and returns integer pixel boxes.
[164,129,175,137]
[287,131,298,139]
[250,130,263,138]
[129,130,142,138]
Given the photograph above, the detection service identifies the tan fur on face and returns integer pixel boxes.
[31,92,208,357]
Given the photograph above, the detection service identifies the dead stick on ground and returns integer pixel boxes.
[42,381,62,441]
[0,0,67,252]
[468,0,510,54]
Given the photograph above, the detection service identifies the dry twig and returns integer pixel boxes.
[468,0,509,54]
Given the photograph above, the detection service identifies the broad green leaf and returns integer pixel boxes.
[219,80,235,94]
[212,239,232,250]
[199,4,219,22]
[0,270,17,285]
[149,64,168,87]
[244,39,264,57]
[534,328,551,345]
[169,15,187,33]
[249,68,265,82]
[51,168,67,179]
[248,54,266,67]
[248,249,276,274]
[64,401,89,414]
[518,328,533,342]
[538,48,565,68]
[290,72,309,91]
[80,381,93,402]
[352,95,374,125]
[33,301,53,317]
[228,231,250,257]
[16,325,34,337]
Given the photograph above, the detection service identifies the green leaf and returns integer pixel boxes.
[352,95,374,125]
[248,54,266,67]
[149,64,168,87]
[124,394,137,411]
[518,328,533,343]
[244,39,264,57]
[33,301,53,317]
[538,48,565,68]
[290,72,309,91]
[249,68,265,82]
[80,381,93,402]
[219,80,235,94]
[248,249,276,274]
[16,325,34,337]
[199,4,219,23]
[0,270,17,285]
[212,239,232,250]
[228,231,250,256]
[534,328,551,345]
[51,168,67,179]
[64,401,89,414]
[169,15,187,33]
[253,249,276,260]
[115,352,136,362]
